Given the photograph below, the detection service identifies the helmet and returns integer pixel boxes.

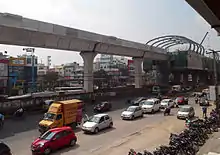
[0,142,12,155]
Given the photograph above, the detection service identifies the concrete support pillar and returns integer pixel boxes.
[133,57,143,88]
[80,51,96,93]
[155,61,170,86]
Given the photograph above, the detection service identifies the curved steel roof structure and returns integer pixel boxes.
[146,35,206,55]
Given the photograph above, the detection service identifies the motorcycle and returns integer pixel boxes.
[13,107,25,119]
[164,107,171,116]
[128,149,137,155]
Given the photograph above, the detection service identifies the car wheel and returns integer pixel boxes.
[140,113,144,117]
[94,127,99,134]
[151,109,154,114]
[44,148,51,155]
[69,139,76,146]
[109,122,113,128]
[131,115,135,120]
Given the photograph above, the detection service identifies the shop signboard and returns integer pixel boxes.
[9,58,26,66]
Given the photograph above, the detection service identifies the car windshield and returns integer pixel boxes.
[126,107,135,112]
[40,131,56,140]
[43,113,56,120]
[142,100,154,105]
[179,107,190,112]
[132,98,142,104]
[177,97,183,101]
[87,116,100,123]
[162,100,169,103]
[44,100,53,105]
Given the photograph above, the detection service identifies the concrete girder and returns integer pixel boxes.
[0,13,168,61]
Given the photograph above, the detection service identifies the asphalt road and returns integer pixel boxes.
[0,97,198,155]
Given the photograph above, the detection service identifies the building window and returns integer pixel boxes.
[35,59,38,65]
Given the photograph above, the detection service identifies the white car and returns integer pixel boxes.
[141,98,160,113]
[160,99,175,109]
[82,113,113,134]
[121,106,143,120]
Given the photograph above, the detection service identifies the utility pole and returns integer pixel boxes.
[208,49,220,113]
[47,56,51,69]
[23,48,35,93]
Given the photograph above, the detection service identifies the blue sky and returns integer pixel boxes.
[0,0,219,65]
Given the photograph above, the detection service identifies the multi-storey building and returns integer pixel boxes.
[0,52,9,94]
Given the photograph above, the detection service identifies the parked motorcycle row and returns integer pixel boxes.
[128,109,220,155]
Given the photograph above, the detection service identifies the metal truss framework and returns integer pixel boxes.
[146,35,206,55]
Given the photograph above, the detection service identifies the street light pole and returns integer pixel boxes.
[208,49,220,112]
[23,48,35,93]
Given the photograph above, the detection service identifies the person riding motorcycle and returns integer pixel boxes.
[157,93,162,101]
[195,96,199,104]
[13,107,24,118]
[0,113,4,129]
[164,105,171,116]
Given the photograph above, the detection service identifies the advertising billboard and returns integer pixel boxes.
[9,57,26,66]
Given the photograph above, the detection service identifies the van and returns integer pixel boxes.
[38,99,83,134]
[141,98,160,113]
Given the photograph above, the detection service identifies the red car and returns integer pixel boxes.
[31,126,77,155]
[175,96,188,106]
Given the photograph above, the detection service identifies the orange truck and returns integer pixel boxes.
[38,99,83,134]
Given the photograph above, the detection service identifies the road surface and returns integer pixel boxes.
[0,97,204,155]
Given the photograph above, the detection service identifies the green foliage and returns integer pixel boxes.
[44,72,59,83]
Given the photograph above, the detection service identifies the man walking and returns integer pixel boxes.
[202,106,207,118]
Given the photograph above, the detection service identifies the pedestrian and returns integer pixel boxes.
[91,93,96,105]
[202,106,207,118]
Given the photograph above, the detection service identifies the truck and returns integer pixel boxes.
[38,99,83,134]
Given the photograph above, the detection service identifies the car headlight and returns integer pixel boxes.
[39,143,44,147]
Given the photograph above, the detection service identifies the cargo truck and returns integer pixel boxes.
[38,99,83,134]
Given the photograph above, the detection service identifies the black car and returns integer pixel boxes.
[0,142,12,155]
[94,101,112,113]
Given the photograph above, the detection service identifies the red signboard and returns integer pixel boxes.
[127,59,134,70]
[0,59,9,64]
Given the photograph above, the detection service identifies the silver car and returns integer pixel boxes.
[121,106,143,120]
[82,113,113,134]
[177,105,195,119]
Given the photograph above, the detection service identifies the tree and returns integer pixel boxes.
[93,69,110,88]
[43,72,59,90]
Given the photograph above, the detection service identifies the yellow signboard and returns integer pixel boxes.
[9,58,26,66]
